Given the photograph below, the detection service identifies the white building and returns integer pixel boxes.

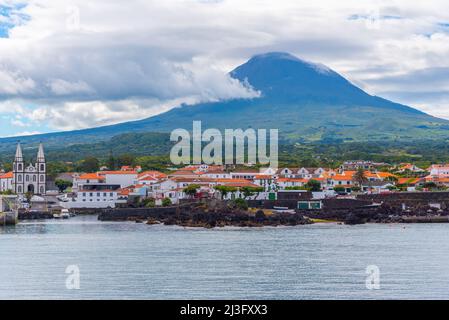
[428,165,449,176]
[101,171,138,188]
[0,172,13,193]
[60,184,125,209]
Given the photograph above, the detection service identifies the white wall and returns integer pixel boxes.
[105,174,137,188]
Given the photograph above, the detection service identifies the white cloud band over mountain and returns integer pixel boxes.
[1,0,449,135]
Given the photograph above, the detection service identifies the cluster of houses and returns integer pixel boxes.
[51,161,439,209]
[4,152,449,209]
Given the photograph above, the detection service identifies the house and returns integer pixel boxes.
[428,165,449,176]
[397,163,425,173]
[254,175,276,191]
[99,171,138,188]
[73,173,104,192]
[60,184,125,209]
[397,178,422,191]
[168,169,201,179]
[120,165,142,172]
[230,169,260,180]
[277,178,308,189]
[328,171,355,188]
[362,181,394,193]
[0,172,13,193]
[277,167,325,179]
[201,168,231,179]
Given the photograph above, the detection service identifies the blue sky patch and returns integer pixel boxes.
[0,3,30,38]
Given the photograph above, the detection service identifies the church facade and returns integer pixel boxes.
[12,143,46,195]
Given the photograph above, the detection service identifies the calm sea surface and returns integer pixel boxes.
[1,215,449,300]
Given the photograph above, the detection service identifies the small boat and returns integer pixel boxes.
[273,206,296,214]
[61,209,70,219]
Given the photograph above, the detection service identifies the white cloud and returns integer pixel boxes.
[0,0,449,134]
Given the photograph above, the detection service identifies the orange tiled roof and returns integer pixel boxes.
[138,171,167,179]
[0,171,13,179]
[79,173,102,180]
[397,178,420,185]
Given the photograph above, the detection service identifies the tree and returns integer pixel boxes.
[117,154,135,167]
[143,198,155,208]
[353,168,367,186]
[333,186,346,193]
[305,179,322,192]
[184,184,200,198]
[162,198,172,207]
[423,182,437,190]
[241,186,264,199]
[214,185,237,200]
[55,179,73,193]
[80,157,100,173]
[107,150,116,170]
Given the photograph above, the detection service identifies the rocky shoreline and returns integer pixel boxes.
[99,203,312,228]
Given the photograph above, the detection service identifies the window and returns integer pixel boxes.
[33,175,37,182]
[40,186,44,194]
[18,164,22,171]
[18,186,22,193]
[18,175,22,182]
[26,175,29,182]
[40,164,44,171]
[40,175,44,182]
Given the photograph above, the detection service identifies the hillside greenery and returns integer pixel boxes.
[2,130,449,177]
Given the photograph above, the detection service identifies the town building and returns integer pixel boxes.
[12,143,46,195]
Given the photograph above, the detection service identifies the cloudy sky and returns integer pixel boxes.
[1,0,449,137]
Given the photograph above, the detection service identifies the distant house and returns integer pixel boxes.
[428,165,449,176]
[0,172,13,193]
[397,163,425,173]
[277,167,325,179]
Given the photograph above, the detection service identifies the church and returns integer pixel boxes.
[11,143,47,195]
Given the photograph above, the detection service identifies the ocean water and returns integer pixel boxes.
[1,215,449,300]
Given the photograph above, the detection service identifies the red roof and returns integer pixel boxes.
[79,173,102,180]
[0,172,13,179]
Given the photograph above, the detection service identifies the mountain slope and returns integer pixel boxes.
[1,52,449,153]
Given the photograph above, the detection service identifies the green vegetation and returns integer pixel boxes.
[3,130,449,178]
[162,198,172,207]
[184,184,201,198]
[142,198,155,208]
[241,186,264,199]
[214,185,238,199]
[0,190,15,195]
[55,179,73,193]
[305,180,321,192]
[353,168,367,186]
[231,198,248,211]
